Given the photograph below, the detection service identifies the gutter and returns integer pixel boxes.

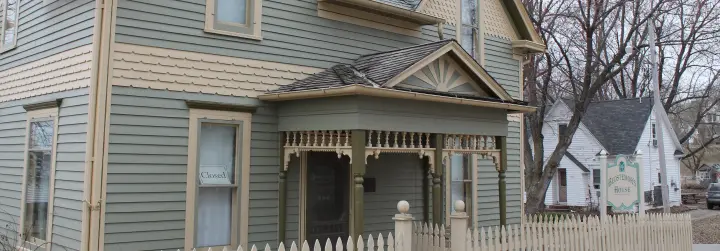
[326,0,443,24]
[258,85,536,113]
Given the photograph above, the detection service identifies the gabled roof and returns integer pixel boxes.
[262,40,535,113]
[502,0,545,48]
[565,152,590,172]
[562,97,683,155]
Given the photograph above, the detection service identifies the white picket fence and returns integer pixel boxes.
[171,200,692,251]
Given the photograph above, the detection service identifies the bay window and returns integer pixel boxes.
[185,109,251,250]
[205,0,262,40]
[460,0,479,58]
[1,0,20,52]
[20,108,58,247]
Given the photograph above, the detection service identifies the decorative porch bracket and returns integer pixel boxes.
[282,130,353,171]
[364,130,436,171]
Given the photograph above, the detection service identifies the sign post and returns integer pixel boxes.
[599,150,608,223]
[636,150,646,216]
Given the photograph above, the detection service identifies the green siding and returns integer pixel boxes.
[477,36,522,227]
[114,0,455,69]
[103,87,279,251]
[0,0,95,71]
[484,37,520,98]
[277,96,509,136]
[0,89,89,251]
[364,154,426,236]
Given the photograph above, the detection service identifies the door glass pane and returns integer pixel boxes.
[2,0,18,47]
[24,119,54,241]
[196,123,237,247]
[216,0,247,24]
[198,124,236,185]
[197,187,233,247]
[450,154,465,212]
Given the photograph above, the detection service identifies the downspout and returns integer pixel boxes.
[83,0,114,250]
[81,1,104,250]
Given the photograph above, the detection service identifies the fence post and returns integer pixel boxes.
[636,150,646,216]
[451,200,469,251]
[394,200,413,251]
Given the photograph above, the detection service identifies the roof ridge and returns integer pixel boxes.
[357,39,455,59]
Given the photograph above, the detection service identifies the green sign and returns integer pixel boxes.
[606,155,641,211]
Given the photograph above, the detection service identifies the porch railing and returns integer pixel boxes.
[167,200,692,251]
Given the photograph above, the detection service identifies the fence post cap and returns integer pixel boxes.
[397,200,410,214]
[454,200,465,213]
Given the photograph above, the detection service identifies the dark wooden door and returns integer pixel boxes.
[306,152,349,248]
[558,169,567,203]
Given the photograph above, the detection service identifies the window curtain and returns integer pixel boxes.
[196,124,237,247]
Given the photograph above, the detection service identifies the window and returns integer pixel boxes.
[450,153,474,225]
[1,0,21,52]
[460,0,479,57]
[205,0,262,40]
[592,169,600,189]
[20,108,58,246]
[185,109,251,250]
[558,123,568,137]
[651,123,657,140]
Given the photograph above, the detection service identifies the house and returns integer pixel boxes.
[0,0,544,250]
[539,98,684,209]
[695,163,720,182]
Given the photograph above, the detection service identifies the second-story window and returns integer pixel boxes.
[460,0,479,58]
[205,0,262,40]
[1,0,20,52]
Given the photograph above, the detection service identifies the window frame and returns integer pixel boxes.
[18,108,59,250]
[185,109,252,250]
[204,0,262,40]
[1,0,21,53]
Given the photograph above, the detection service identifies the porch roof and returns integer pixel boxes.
[258,40,535,113]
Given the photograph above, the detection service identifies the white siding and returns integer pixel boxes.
[634,111,682,206]
[539,102,605,206]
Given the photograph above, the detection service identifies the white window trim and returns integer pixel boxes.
[1,0,21,53]
[18,108,59,251]
[184,109,252,250]
[204,0,262,40]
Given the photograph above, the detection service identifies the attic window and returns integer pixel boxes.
[558,123,568,137]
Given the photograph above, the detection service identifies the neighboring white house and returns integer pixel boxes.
[538,97,684,209]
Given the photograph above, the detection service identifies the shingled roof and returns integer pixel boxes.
[562,97,654,155]
[269,39,527,105]
[376,0,422,9]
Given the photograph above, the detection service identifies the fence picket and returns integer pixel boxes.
[357,235,365,251]
[368,234,375,251]
[347,236,354,251]
[336,237,344,251]
[324,238,332,251]
[279,242,286,251]
[302,242,309,251]
[291,242,298,251]
[314,240,322,251]
[388,233,395,251]
[378,233,385,251]
[251,245,258,251]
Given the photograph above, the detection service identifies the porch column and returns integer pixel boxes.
[278,134,287,242]
[351,130,367,238]
[496,136,508,226]
[433,134,444,225]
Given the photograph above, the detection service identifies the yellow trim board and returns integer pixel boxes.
[383,42,514,101]
[0,45,93,103]
[111,43,322,97]
[258,85,535,113]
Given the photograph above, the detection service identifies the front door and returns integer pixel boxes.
[305,152,350,248]
[558,169,567,203]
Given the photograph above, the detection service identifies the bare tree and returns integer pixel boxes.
[522,0,666,213]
